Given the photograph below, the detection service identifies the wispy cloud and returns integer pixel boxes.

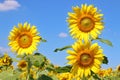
[0,0,20,11]
[58,32,68,38]
[0,47,10,53]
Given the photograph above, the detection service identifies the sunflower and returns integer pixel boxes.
[98,68,112,78]
[19,68,37,79]
[1,53,12,66]
[116,65,120,72]
[67,4,104,42]
[98,69,106,78]
[17,60,28,70]
[8,22,41,55]
[66,41,104,78]
[106,68,112,75]
[57,72,74,80]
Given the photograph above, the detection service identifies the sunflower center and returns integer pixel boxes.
[18,34,32,48]
[79,52,93,67]
[81,54,90,62]
[118,66,120,71]
[20,62,27,68]
[62,78,67,80]
[79,17,94,32]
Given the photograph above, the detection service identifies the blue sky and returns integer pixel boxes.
[0,0,120,69]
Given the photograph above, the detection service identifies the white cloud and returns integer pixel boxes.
[59,32,68,38]
[0,0,20,11]
[0,47,10,53]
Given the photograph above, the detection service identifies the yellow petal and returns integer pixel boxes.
[84,67,90,77]
[90,43,99,52]
[23,22,28,29]
[67,19,77,23]
[31,26,37,34]
[72,6,80,14]
[96,49,103,55]
[27,23,30,31]
[67,50,76,55]
[90,30,98,39]
[86,5,92,14]
[69,24,77,29]
[83,4,87,13]
[80,67,84,78]
[93,62,100,69]
[71,64,79,74]
[68,12,76,19]
[94,54,104,58]
[66,55,76,60]
[94,59,102,65]
[83,33,89,42]
[67,59,76,65]
[91,66,100,73]
[95,25,104,30]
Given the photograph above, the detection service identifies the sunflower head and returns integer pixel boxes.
[107,68,112,74]
[57,72,73,80]
[98,69,106,77]
[8,22,41,55]
[1,53,12,66]
[67,4,104,42]
[117,65,120,72]
[66,41,104,78]
[30,68,37,79]
[17,60,28,70]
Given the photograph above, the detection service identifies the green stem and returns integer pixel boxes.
[27,57,31,80]
[82,76,87,80]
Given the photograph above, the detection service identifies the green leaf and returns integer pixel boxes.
[91,71,101,80]
[46,64,55,72]
[0,69,21,80]
[102,56,108,64]
[55,65,72,73]
[38,74,52,80]
[97,38,113,47]
[25,53,47,69]
[54,45,72,52]
[33,60,40,67]
[34,53,41,55]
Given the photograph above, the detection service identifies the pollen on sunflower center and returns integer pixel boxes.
[18,34,32,48]
[79,53,93,67]
[117,66,120,72]
[79,17,94,32]
[81,54,91,62]
[81,18,92,27]
[20,62,27,68]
